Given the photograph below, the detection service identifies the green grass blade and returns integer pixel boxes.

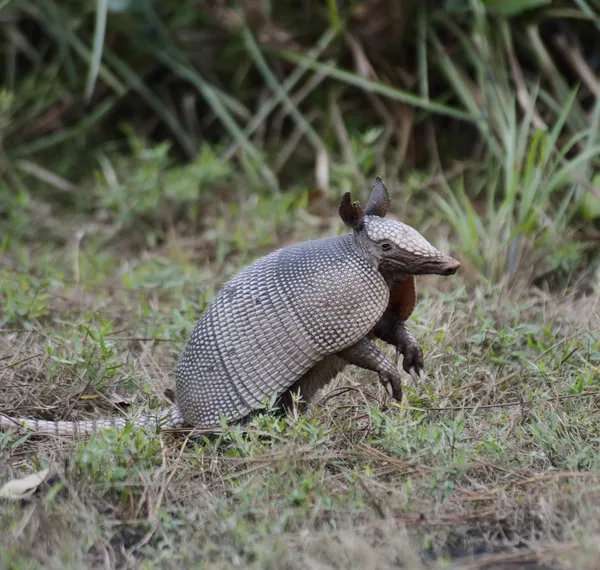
[515,82,541,169]
[428,29,499,155]
[552,129,594,166]
[22,2,125,97]
[428,25,482,117]
[151,48,278,191]
[277,48,481,123]
[102,48,196,159]
[526,25,587,131]
[583,90,600,167]
[552,181,578,228]
[503,99,517,200]
[227,28,336,159]
[436,179,484,268]
[417,5,429,100]
[135,6,252,121]
[327,0,341,33]
[441,15,510,142]
[572,0,600,32]
[10,97,117,157]
[519,139,545,226]
[543,86,579,170]
[85,0,108,103]
[242,28,325,153]
[548,145,600,193]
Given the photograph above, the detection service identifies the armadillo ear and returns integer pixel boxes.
[339,192,365,230]
[364,176,391,217]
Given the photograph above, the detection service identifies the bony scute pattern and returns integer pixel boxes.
[0,406,185,436]
[364,216,441,257]
[175,234,390,428]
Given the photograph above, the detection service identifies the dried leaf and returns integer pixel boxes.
[109,393,133,406]
[0,468,50,500]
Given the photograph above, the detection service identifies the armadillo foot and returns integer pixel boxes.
[374,315,424,380]
[338,337,403,401]
[383,369,403,401]
[381,373,403,400]
[395,325,424,378]
[396,347,426,387]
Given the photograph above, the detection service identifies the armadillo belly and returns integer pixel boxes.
[175,235,389,428]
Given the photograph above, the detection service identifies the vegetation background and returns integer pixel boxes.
[1,0,600,568]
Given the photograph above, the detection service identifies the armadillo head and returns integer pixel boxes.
[339,176,460,277]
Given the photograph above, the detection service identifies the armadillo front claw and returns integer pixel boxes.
[379,370,403,401]
[397,344,424,377]
[407,367,426,387]
[393,323,424,379]
[384,382,394,398]
[396,345,426,388]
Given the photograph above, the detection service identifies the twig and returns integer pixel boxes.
[460,541,579,570]
[104,337,178,342]
[554,34,599,97]
[411,389,600,414]
[410,401,522,412]
[316,385,382,407]
[514,471,600,487]
[0,353,43,371]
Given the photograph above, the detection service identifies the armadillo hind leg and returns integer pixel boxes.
[338,337,403,401]
[280,355,347,410]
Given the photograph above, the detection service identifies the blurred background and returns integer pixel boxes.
[2,0,600,289]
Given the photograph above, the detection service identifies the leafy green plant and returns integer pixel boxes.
[74,424,162,505]
[92,131,234,242]
[437,88,599,282]
[0,272,52,326]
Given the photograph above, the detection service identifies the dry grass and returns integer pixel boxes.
[1,192,600,570]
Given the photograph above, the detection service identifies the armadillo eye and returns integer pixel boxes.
[381,242,392,251]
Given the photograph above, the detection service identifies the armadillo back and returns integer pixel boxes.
[175,234,389,428]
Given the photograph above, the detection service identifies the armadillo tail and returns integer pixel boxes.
[0,405,186,437]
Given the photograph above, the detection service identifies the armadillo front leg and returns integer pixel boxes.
[373,275,424,378]
[373,309,424,378]
[338,337,403,400]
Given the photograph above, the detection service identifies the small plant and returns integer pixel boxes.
[94,132,234,242]
[0,272,52,326]
[74,424,162,506]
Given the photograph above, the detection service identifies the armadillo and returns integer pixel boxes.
[0,177,460,436]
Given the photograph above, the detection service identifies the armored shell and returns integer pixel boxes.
[175,233,389,427]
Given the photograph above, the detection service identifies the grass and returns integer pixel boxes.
[5,0,600,290]
[6,1,600,204]
[435,87,599,283]
[1,152,600,569]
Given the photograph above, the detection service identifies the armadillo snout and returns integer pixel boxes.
[440,257,461,276]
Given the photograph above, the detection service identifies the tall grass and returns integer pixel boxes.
[2,0,600,281]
